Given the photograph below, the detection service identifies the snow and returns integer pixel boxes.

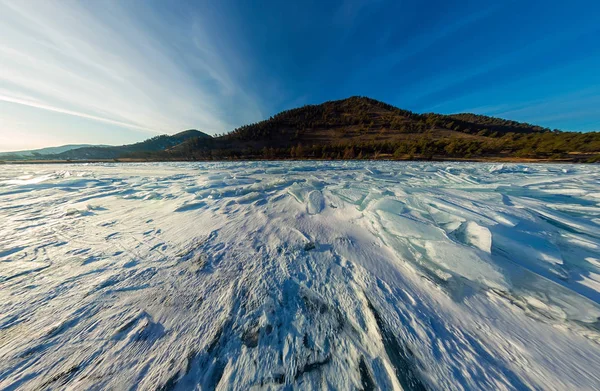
[451,221,492,253]
[1,161,600,390]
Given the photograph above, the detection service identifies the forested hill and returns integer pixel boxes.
[166,96,600,162]
[1,130,210,161]
[447,113,551,134]
[54,130,210,160]
[227,96,549,142]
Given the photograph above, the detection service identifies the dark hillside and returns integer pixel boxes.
[448,113,551,135]
[225,97,550,144]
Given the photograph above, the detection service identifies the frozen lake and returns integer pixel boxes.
[1,161,600,390]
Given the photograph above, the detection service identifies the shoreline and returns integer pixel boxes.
[0,156,595,165]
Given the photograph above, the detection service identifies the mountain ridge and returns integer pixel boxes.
[0,144,112,157]
[3,130,209,161]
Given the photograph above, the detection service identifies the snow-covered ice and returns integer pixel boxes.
[1,161,600,390]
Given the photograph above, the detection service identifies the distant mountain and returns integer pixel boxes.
[53,130,210,160]
[169,96,600,162]
[0,144,110,158]
[0,130,210,161]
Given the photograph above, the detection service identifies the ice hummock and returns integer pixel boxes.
[1,161,600,390]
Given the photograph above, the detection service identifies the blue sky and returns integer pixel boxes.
[0,0,599,151]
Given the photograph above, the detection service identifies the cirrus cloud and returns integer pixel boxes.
[0,0,263,150]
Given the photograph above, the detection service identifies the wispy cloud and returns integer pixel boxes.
[0,0,263,149]
[0,93,158,133]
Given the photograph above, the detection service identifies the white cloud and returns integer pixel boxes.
[0,0,263,149]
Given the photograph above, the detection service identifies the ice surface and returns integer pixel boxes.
[1,161,600,390]
[452,221,492,253]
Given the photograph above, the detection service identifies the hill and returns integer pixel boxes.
[447,113,551,134]
[226,97,549,145]
[53,130,210,160]
[0,144,110,159]
[168,97,600,162]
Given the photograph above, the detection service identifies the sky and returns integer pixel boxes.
[1,0,599,152]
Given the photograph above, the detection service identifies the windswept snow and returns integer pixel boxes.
[1,161,600,390]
